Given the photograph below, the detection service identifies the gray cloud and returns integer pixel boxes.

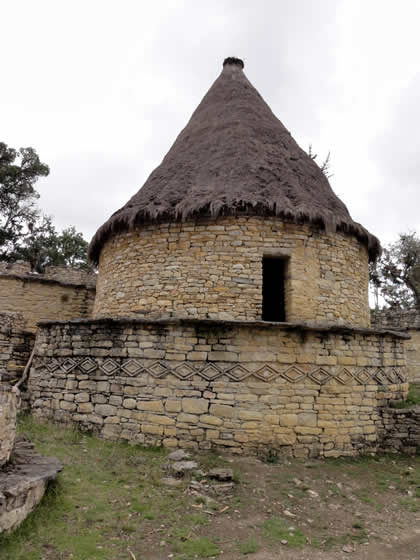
[1,0,419,249]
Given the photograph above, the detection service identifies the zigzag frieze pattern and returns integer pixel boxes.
[40,357,407,385]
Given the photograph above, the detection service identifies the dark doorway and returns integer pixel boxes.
[262,257,286,322]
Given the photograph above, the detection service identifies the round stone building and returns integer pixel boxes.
[89,57,380,328]
[29,58,407,458]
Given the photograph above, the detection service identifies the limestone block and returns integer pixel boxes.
[199,414,223,426]
[148,414,175,426]
[142,424,164,435]
[165,400,181,413]
[209,404,233,418]
[182,398,209,414]
[178,413,199,423]
[297,413,317,427]
[95,404,117,416]
[123,398,137,409]
[279,414,298,427]
[77,403,93,413]
[137,400,164,412]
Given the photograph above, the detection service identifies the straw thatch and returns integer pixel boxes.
[89,57,380,264]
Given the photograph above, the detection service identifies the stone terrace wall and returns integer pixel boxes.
[0,312,34,384]
[29,318,407,458]
[377,406,420,454]
[371,308,420,382]
[0,262,96,332]
[95,216,370,327]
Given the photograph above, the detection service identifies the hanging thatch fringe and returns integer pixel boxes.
[88,60,380,264]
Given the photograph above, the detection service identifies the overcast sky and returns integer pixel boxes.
[2,0,419,246]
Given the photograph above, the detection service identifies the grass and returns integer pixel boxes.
[391,383,420,408]
[238,536,260,555]
[1,415,420,558]
[0,415,206,560]
[174,536,220,559]
[263,517,306,547]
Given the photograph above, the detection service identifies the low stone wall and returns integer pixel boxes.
[0,262,96,332]
[0,384,18,467]
[28,318,408,458]
[371,308,420,382]
[377,406,420,454]
[0,312,34,384]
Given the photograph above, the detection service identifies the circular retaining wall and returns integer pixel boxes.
[94,216,370,327]
[29,318,408,458]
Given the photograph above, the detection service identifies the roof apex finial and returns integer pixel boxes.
[223,57,244,69]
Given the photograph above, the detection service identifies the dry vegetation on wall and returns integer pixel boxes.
[1,416,419,560]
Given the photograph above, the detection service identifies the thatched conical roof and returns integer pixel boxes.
[89,57,380,264]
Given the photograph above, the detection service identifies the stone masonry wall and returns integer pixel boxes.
[0,312,35,384]
[0,384,18,466]
[29,318,407,458]
[371,308,420,382]
[94,217,370,327]
[377,406,420,454]
[0,262,96,332]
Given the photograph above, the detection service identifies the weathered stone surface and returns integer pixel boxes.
[0,385,18,467]
[0,312,34,385]
[0,437,62,534]
[168,449,190,461]
[208,468,234,481]
[171,461,199,475]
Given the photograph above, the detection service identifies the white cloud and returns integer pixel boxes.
[1,0,419,248]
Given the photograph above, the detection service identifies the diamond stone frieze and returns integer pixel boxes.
[39,357,404,386]
[384,368,398,384]
[79,357,97,374]
[45,358,60,373]
[99,359,120,376]
[225,364,250,381]
[393,368,406,383]
[173,363,196,379]
[355,368,373,385]
[309,367,331,385]
[335,368,355,385]
[200,363,224,380]
[147,361,168,378]
[120,359,144,376]
[374,368,388,385]
[281,366,306,383]
[61,358,78,374]
[255,364,281,382]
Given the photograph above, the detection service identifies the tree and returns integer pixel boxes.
[0,142,90,271]
[14,218,90,273]
[370,232,420,309]
[0,142,49,260]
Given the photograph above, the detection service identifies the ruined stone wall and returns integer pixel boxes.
[94,217,370,327]
[371,308,420,382]
[0,312,34,384]
[29,318,407,458]
[377,406,420,454]
[0,262,96,332]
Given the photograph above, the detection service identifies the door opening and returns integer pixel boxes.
[262,257,286,322]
